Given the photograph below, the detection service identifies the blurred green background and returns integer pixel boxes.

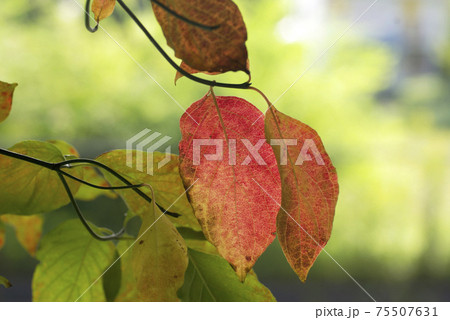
[0,0,449,301]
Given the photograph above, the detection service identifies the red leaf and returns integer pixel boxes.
[178,94,281,281]
[264,107,339,281]
[0,81,17,124]
[152,0,248,74]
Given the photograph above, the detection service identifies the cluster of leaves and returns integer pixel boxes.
[0,0,339,301]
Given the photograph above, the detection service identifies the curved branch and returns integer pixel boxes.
[57,171,124,240]
[0,147,182,241]
[58,158,180,218]
[58,167,144,191]
[85,0,99,33]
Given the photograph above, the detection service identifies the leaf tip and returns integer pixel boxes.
[0,276,12,288]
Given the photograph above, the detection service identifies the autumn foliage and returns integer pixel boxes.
[0,0,339,301]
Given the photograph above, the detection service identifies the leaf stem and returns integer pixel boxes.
[248,86,276,111]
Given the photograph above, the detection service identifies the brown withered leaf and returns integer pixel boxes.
[152,0,248,73]
[92,0,116,23]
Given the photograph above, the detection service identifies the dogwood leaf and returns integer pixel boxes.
[179,94,281,281]
[0,214,43,256]
[152,0,248,73]
[265,107,339,281]
[32,220,115,301]
[0,141,81,215]
[178,249,276,302]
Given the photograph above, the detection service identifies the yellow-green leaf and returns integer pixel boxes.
[97,150,201,230]
[92,0,116,23]
[32,219,115,301]
[47,140,79,158]
[178,249,276,302]
[75,166,117,201]
[0,81,17,124]
[0,214,43,256]
[0,141,81,215]
[131,204,188,301]
[114,239,138,301]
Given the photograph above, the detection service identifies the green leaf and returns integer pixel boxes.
[114,239,138,301]
[102,250,121,302]
[97,150,201,230]
[32,219,115,302]
[178,249,276,302]
[177,227,218,256]
[131,204,188,301]
[0,275,12,288]
[0,141,81,215]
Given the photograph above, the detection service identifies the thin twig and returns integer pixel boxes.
[0,147,181,241]
[84,0,99,33]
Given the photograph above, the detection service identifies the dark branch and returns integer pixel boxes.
[57,171,124,240]
[85,0,99,33]
[0,147,182,241]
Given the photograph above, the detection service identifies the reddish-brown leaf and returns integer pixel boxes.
[178,94,281,281]
[0,81,17,124]
[152,0,248,73]
[1,214,43,256]
[264,107,339,282]
[92,0,116,23]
